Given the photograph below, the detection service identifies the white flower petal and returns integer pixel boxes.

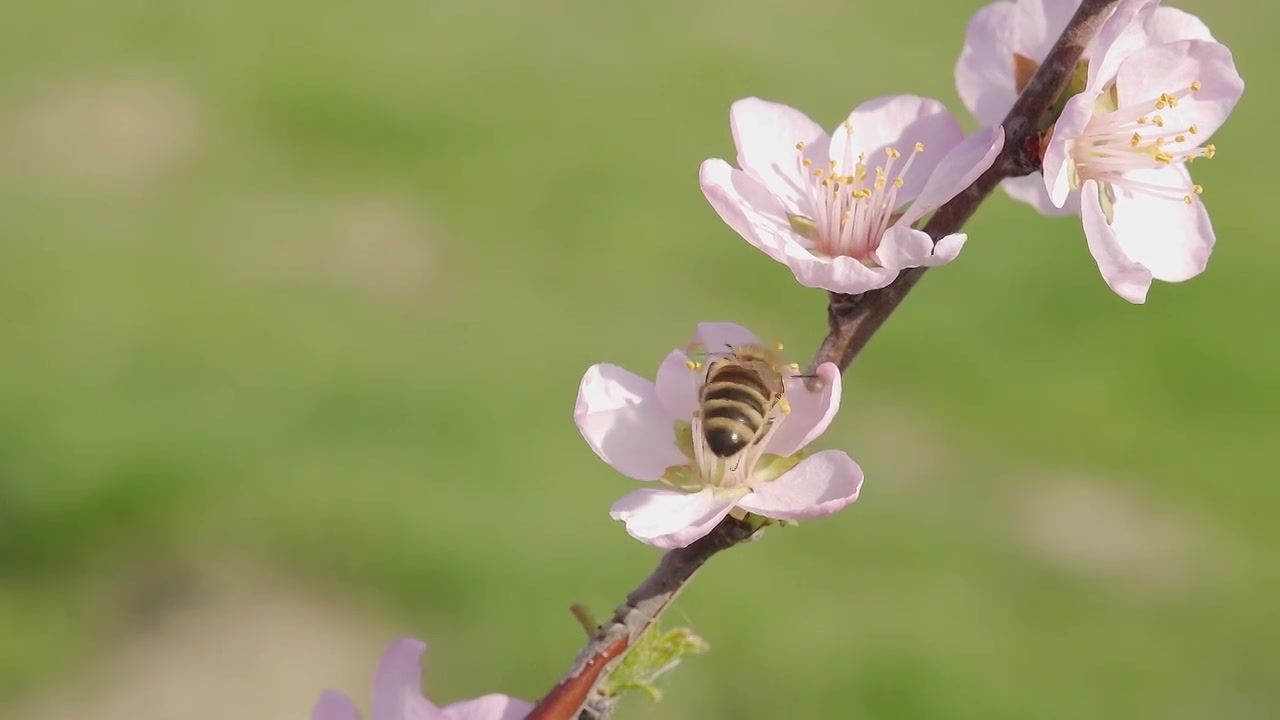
[1108,166,1215,283]
[898,124,1004,227]
[313,692,363,720]
[738,450,863,520]
[610,487,736,549]
[955,1,1020,126]
[729,97,830,214]
[443,695,536,720]
[371,639,444,720]
[1080,179,1153,303]
[765,362,841,458]
[839,95,965,206]
[574,364,686,481]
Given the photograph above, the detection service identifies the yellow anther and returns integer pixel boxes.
[885,147,901,159]
[787,362,800,371]
[829,160,837,168]
[914,142,925,153]
[1155,137,1166,148]
[844,121,854,133]
[1191,80,1202,92]
[802,158,813,167]
[1204,144,1216,158]
[1130,132,1142,147]
[1137,116,1148,124]
[1183,195,1193,204]
[880,202,888,209]
[1155,100,1166,110]
[686,360,700,370]
[1155,152,1174,164]
[1168,96,1179,108]
[1175,135,1186,143]
[874,177,886,189]
[1191,184,1203,194]
[814,168,824,177]
[795,141,806,151]
[893,177,904,187]
[1189,124,1199,134]
[1152,115,1164,127]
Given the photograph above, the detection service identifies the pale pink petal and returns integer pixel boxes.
[876,228,968,270]
[700,158,808,265]
[1043,88,1096,207]
[1115,40,1244,142]
[955,1,1020,126]
[897,125,1004,227]
[765,362,841,457]
[371,639,445,720]
[1086,0,1158,87]
[654,349,698,421]
[729,98,829,214]
[1014,0,1081,61]
[787,252,898,294]
[693,322,761,352]
[314,691,363,720]
[838,95,965,205]
[1143,6,1215,44]
[609,487,736,549]
[874,227,935,271]
[1108,166,1214,283]
[1002,174,1078,216]
[737,450,863,520]
[1080,180,1152,303]
[443,695,535,720]
[574,364,686,481]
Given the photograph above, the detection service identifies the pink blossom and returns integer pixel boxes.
[1041,1,1243,302]
[312,638,533,720]
[955,0,1216,215]
[700,97,1003,294]
[574,322,863,549]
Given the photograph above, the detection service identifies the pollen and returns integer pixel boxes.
[1204,144,1216,158]
[686,360,701,371]
[1191,80,1202,92]
[795,141,806,151]
[1130,132,1142,147]
[787,362,800,371]
[1175,135,1186,143]
[914,142,925,153]
[885,147,901,159]
[1138,116,1148,124]
[893,177,904,187]
[1189,124,1198,134]
[1152,115,1164,127]
[1192,184,1203,194]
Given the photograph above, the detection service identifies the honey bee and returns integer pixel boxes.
[697,344,793,458]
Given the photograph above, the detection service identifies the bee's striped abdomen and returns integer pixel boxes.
[700,365,771,458]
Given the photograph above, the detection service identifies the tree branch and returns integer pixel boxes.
[526,2,1121,718]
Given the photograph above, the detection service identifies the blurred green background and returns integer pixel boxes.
[0,0,1275,718]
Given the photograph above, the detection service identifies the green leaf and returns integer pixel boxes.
[601,623,710,703]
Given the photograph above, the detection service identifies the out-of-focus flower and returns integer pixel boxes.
[700,97,1003,294]
[1041,1,1243,302]
[312,638,533,720]
[574,322,863,549]
[954,0,1216,215]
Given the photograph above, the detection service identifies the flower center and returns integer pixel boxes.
[788,127,925,261]
[1073,80,1213,204]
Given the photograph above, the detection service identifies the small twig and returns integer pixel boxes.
[528,3,1122,718]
